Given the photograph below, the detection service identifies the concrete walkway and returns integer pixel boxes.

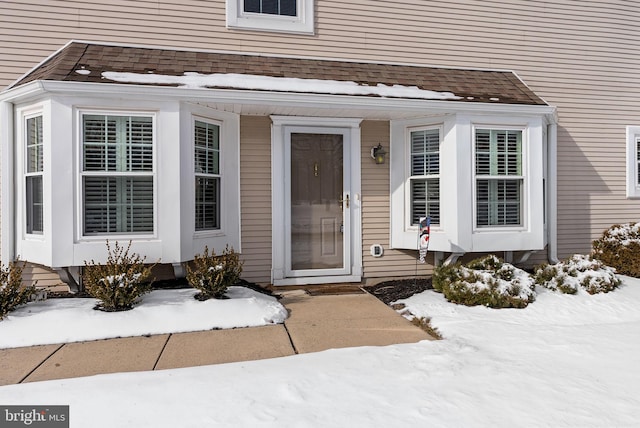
[0,291,434,386]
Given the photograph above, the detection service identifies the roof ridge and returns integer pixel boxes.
[57,39,519,75]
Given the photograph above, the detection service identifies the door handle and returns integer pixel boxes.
[340,194,350,210]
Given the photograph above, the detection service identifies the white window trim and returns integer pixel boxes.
[193,115,224,237]
[226,0,314,34]
[405,125,442,229]
[76,109,158,241]
[183,104,241,256]
[626,126,640,198]
[471,125,528,233]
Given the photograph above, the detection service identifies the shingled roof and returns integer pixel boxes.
[9,42,547,105]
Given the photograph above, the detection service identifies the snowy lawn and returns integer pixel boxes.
[0,287,287,348]
[1,278,639,427]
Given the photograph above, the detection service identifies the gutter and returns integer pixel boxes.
[0,100,14,263]
[547,122,559,264]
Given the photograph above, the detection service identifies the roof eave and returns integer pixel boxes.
[2,80,557,121]
[0,81,46,103]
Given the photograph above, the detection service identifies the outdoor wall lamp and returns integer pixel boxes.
[371,143,387,164]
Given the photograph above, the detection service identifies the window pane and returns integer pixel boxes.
[194,121,220,175]
[244,0,260,12]
[411,129,439,176]
[243,0,296,16]
[636,137,640,185]
[84,176,153,234]
[279,0,297,16]
[476,179,521,226]
[26,176,43,234]
[26,116,43,173]
[83,115,152,172]
[411,178,439,225]
[127,117,153,172]
[195,177,220,230]
[194,119,221,231]
[83,115,117,171]
[475,129,521,176]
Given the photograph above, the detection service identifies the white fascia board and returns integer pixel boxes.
[0,81,46,103]
[33,81,557,120]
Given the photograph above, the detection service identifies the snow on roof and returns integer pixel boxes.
[101,71,461,100]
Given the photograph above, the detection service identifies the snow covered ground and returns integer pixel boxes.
[0,287,288,348]
[1,278,639,427]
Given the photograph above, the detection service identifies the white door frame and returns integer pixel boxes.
[271,116,362,286]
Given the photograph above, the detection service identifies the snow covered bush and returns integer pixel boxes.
[0,260,36,320]
[534,254,621,294]
[592,222,640,277]
[83,241,155,311]
[187,245,243,300]
[432,255,536,308]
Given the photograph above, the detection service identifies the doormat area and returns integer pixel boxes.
[302,285,366,296]
[362,277,433,305]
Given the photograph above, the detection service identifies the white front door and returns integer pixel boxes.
[271,117,362,286]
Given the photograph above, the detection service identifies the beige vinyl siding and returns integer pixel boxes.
[21,263,66,291]
[1,0,639,266]
[360,120,433,280]
[239,116,272,284]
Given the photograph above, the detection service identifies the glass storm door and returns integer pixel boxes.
[287,132,351,277]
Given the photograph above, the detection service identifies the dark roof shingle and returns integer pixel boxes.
[9,42,547,105]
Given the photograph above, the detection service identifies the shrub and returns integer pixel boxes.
[411,317,443,340]
[592,223,640,277]
[186,246,243,300]
[432,255,535,308]
[83,241,155,311]
[534,254,620,294]
[0,260,37,320]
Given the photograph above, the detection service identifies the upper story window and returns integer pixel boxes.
[81,113,154,236]
[626,126,640,198]
[226,0,314,34]
[194,119,221,231]
[409,127,440,226]
[25,114,44,234]
[475,129,523,227]
[244,0,296,16]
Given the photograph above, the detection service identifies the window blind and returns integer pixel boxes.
[26,115,43,234]
[194,120,220,231]
[475,129,522,227]
[82,114,154,235]
[410,128,440,225]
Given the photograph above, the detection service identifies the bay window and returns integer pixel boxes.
[475,129,523,227]
[25,115,43,234]
[82,114,154,235]
[194,119,221,231]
